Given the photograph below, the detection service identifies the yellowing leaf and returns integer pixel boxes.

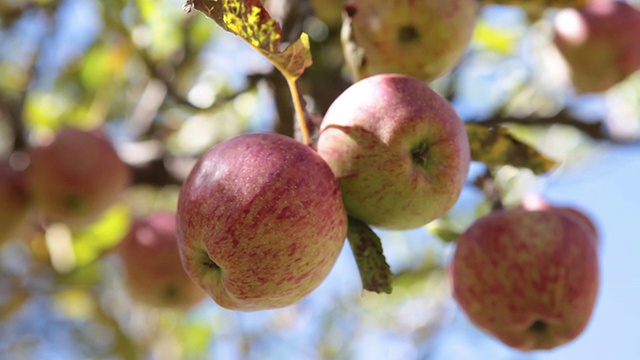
[184,0,312,80]
[466,123,557,175]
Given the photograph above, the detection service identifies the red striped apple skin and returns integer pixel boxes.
[116,212,206,309]
[317,74,470,230]
[177,133,347,311]
[450,204,600,351]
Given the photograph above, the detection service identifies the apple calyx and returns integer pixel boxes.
[528,320,548,334]
[410,142,430,168]
[398,25,420,43]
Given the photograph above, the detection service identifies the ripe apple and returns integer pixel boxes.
[27,127,131,225]
[449,201,600,351]
[310,0,345,27]
[0,161,30,244]
[316,74,470,230]
[177,133,347,311]
[342,0,479,82]
[521,194,598,245]
[116,212,206,309]
[553,1,640,93]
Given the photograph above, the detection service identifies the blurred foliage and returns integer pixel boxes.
[466,123,557,175]
[1,0,639,359]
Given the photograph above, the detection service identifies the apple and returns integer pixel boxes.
[0,161,30,244]
[521,194,598,244]
[553,1,640,93]
[342,0,479,82]
[177,133,347,311]
[449,200,600,351]
[116,212,206,309]
[316,74,470,230]
[27,127,131,225]
[310,0,345,27]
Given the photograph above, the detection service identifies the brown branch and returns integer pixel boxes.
[471,110,609,141]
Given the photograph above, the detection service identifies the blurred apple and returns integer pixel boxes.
[317,74,470,230]
[521,194,598,244]
[27,127,131,225]
[0,161,30,244]
[310,0,344,27]
[553,1,640,93]
[449,200,600,351]
[342,0,478,82]
[177,133,347,311]
[116,212,206,309]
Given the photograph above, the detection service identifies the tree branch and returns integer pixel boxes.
[470,110,610,141]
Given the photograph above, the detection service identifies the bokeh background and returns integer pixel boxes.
[1,0,639,359]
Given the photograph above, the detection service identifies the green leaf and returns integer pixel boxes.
[346,216,393,294]
[72,204,131,267]
[473,20,519,54]
[179,321,215,358]
[426,220,461,243]
[466,123,557,175]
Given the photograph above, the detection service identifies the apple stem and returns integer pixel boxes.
[285,76,311,146]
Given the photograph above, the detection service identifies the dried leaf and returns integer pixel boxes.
[347,216,393,294]
[184,0,312,80]
[466,123,557,175]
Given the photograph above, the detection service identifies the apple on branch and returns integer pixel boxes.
[177,133,347,311]
[317,74,470,230]
[342,0,479,82]
[449,198,600,351]
[553,1,640,93]
[115,212,206,309]
[27,127,131,226]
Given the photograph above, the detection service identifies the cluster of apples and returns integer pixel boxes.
[176,73,600,349]
[175,0,601,352]
[553,1,640,93]
[176,73,470,310]
[0,127,205,309]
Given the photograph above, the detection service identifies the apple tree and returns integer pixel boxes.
[0,0,639,358]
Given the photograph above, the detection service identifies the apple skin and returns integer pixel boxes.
[27,127,131,225]
[553,1,640,93]
[316,74,470,230]
[116,212,206,309]
[310,0,344,27]
[521,195,598,245]
[342,0,479,82]
[0,162,30,244]
[177,133,347,311]
[449,202,600,351]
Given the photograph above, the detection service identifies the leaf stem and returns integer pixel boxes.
[284,76,311,146]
